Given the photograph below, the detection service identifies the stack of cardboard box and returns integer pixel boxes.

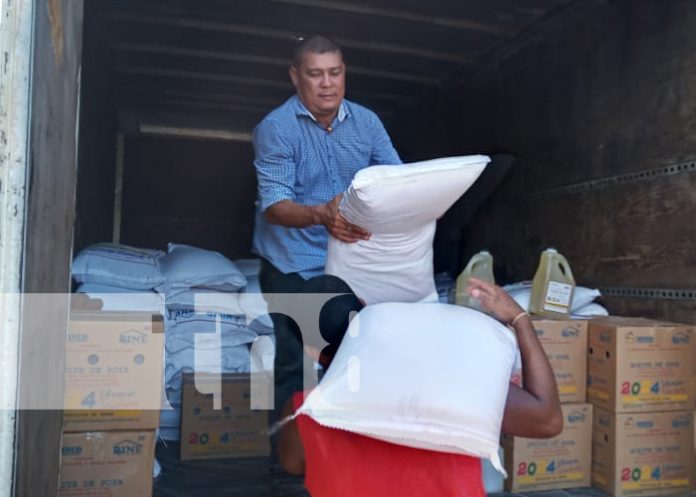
[588,317,696,497]
[59,311,164,497]
[504,318,594,492]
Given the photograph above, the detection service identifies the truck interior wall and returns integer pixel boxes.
[73,0,117,254]
[15,0,84,496]
[391,0,696,324]
[120,135,257,259]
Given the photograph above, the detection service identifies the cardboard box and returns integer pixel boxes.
[59,430,156,497]
[503,403,592,492]
[587,317,696,413]
[592,407,695,497]
[533,319,588,403]
[180,372,271,460]
[63,311,164,432]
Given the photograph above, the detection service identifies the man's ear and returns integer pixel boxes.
[289,65,299,88]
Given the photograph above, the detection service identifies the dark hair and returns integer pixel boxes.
[292,35,342,67]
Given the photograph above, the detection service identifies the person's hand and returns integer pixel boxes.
[319,194,370,243]
[466,277,525,325]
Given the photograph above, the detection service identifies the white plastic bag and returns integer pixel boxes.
[297,302,516,474]
[326,156,489,305]
[504,282,601,312]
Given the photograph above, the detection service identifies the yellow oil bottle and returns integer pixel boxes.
[529,248,576,318]
[455,250,494,310]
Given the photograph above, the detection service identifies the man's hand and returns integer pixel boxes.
[317,194,370,243]
[466,277,524,324]
[264,196,370,242]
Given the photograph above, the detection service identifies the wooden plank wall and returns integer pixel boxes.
[120,134,258,259]
[390,0,696,324]
[73,0,118,253]
[15,0,84,495]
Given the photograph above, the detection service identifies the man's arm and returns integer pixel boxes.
[466,278,563,438]
[501,315,563,437]
[265,196,369,243]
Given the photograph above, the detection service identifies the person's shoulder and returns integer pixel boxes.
[256,97,299,129]
[254,97,300,141]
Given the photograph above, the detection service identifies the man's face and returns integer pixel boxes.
[290,51,346,121]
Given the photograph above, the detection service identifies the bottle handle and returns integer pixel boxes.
[557,255,574,280]
[470,258,491,276]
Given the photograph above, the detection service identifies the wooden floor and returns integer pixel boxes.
[154,442,308,497]
[153,442,695,497]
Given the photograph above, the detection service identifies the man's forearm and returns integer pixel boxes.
[265,200,327,228]
[500,314,563,437]
[515,315,559,405]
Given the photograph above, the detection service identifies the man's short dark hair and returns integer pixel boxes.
[292,35,342,67]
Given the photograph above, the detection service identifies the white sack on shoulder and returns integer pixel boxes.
[326,156,489,305]
[296,302,516,475]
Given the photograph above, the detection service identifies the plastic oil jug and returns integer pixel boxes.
[529,248,576,318]
[455,250,494,310]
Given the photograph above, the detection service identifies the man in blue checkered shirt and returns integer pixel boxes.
[251,35,401,432]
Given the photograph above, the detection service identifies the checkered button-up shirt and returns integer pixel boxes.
[251,95,401,278]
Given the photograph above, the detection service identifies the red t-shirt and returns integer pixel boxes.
[293,393,485,497]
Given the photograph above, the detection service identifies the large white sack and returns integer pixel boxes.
[164,311,257,354]
[165,288,246,316]
[158,243,247,293]
[572,302,609,318]
[72,243,165,290]
[75,283,164,314]
[326,156,489,305]
[233,258,262,278]
[297,302,516,474]
[164,344,252,378]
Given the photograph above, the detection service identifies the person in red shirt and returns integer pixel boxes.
[277,277,563,497]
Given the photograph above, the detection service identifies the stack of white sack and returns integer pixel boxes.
[326,155,489,305]
[72,243,167,313]
[157,244,274,441]
[502,281,609,318]
[296,302,518,476]
[158,311,257,440]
